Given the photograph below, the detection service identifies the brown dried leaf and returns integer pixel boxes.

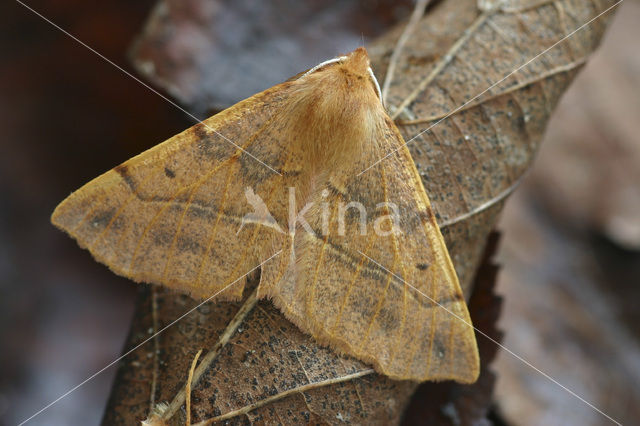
[372,0,618,292]
[102,0,618,424]
[103,279,416,425]
[131,0,414,114]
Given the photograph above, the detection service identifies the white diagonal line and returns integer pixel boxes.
[17,250,282,426]
[14,0,282,176]
[357,250,622,426]
[358,0,623,176]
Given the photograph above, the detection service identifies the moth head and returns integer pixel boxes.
[299,47,383,106]
[289,48,386,168]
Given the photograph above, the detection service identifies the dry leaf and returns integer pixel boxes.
[94,0,617,423]
[104,281,416,425]
[131,0,415,114]
[370,0,618,294]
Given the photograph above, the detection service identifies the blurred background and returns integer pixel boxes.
[1,0,638,425]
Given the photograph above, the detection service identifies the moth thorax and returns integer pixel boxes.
[293,81,381,169]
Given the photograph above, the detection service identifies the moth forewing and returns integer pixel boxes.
[52,47,479,383]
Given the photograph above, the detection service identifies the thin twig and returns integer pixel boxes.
[161,288,260,420]
[186,349,203,426]
[391,9,495,119]
[439,173,527,228]
[192,369,375,425]
[149,287,160,412]
[396,58,587,125]
[381,0,431,105]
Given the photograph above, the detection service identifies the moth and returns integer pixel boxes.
[52,48,479,383]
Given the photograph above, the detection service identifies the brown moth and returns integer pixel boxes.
[52,48,479,383]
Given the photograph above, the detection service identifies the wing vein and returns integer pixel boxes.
[160,181,203,282]
[385,158,409,367]
[357,165,398,351]
[194,161,237,285]
[329,231,377,334]
[127,157,235,275]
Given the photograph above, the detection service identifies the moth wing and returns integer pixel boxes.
[52,86,296,300]
[260,118,480,383]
